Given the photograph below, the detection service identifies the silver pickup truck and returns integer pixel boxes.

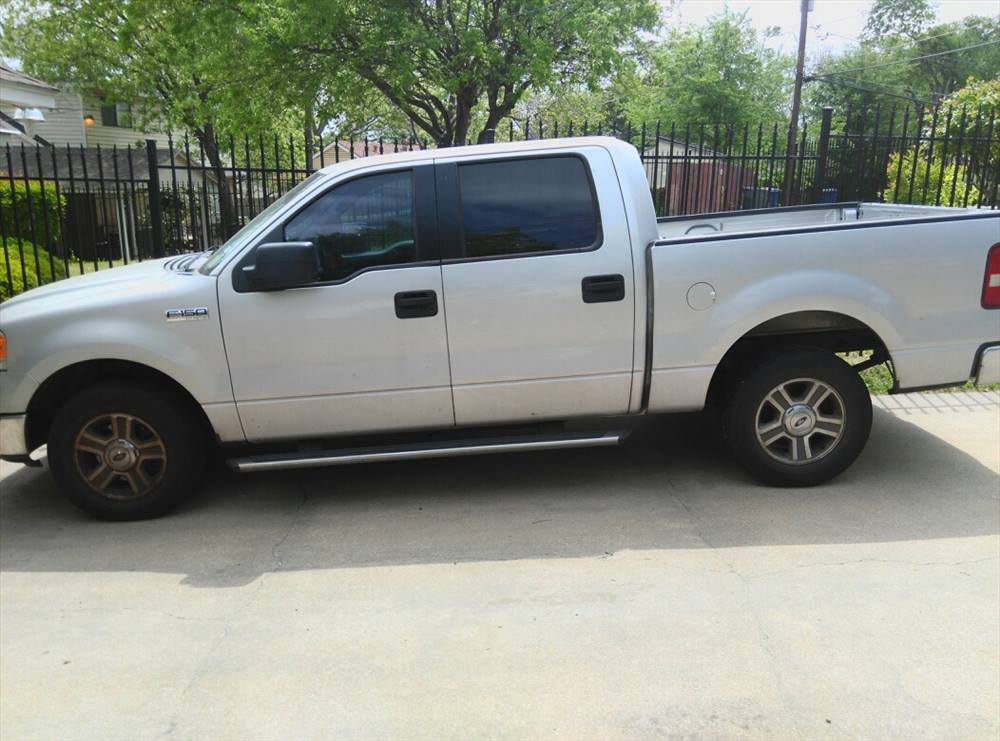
[1,137,998,519]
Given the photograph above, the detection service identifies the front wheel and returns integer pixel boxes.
[47,383,207,520]
[725,347,872,487]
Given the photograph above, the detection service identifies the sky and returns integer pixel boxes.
[665,0,1000,54]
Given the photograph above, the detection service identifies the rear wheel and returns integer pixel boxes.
[47,383,207,520]
[725,347,872,487]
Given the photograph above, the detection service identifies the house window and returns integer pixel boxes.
[99,102,132,128]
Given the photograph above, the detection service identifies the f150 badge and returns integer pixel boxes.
[165,307,209,322]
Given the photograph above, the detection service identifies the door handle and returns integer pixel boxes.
[394,290,438,318]
[581,274,625,303]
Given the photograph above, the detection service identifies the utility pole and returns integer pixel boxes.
[783,0,811,204]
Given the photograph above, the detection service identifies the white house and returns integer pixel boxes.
[0,65,172,148]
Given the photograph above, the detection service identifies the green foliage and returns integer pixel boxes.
[624,9,793,127]
[884,150,983,206]
[806,45,918,130]
[0,180,65,244]
[2,0,291,137]
[510,85,632,136]
[0,239,68,300]
[257,0,659,146]
[863,0,934,41]
[807,13,1000,126]
[933,79,1000,161]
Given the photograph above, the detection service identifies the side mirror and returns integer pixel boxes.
[243,242,320,291]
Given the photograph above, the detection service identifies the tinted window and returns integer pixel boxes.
[284,170,416,282]
[458,157,599,258]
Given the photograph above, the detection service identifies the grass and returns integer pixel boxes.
[843,351,1000,395]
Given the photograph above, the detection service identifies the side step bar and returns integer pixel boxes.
[228,430,629,473]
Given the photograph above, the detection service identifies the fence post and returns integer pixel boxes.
[812,107,833,202]
[145,139,165,258]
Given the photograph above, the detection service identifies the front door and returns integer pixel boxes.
[435,148,636,425]
[217,165,454,442]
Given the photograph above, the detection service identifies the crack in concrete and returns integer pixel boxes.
[747,556,999,579]
[270,479,310,573]
[156,484,311,740]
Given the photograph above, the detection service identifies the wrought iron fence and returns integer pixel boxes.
[1,104,997,298]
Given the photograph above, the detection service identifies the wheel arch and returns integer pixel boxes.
[706,309,893,407]
[25,359,215,452]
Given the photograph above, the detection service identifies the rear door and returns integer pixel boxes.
[435,147,636,425]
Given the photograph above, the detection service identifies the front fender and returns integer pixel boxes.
[0,269,233,413]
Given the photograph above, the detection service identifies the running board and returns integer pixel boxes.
[227,430,629,473]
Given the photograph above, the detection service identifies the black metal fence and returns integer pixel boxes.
[1,104,997,297]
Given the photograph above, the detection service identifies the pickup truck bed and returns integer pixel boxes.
[644,201,999,413]
[654,201,970,240]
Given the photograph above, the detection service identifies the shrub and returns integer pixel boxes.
[0,238,68,300]
[884,151,983,207]
[0,180,65,244]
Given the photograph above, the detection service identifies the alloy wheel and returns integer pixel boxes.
[73,413,168,499]
[754,377,846,465]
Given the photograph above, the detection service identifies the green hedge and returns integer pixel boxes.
[885,151,983,207]
[0,180,65,244]
[0,238,67,300]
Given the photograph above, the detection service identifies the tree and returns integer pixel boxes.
[623,10,793,128]
[255,0,658,147]
[807,11,1000,126]
[2,0,300,239]
[511,84,631,136]
[933,78,1000,163]
[805,45,919,129]
[863,0,934,41]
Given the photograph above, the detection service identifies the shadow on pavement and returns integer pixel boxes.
[1,408,997,587]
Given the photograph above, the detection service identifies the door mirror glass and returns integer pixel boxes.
[244,242,320,291]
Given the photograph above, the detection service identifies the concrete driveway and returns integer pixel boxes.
[1,393,998,740]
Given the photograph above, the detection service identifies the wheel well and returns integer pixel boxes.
[706,311,892,407]
[25,359,214,451]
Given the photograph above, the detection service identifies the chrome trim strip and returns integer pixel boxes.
[0,414,28,457]
[228,431,626,473]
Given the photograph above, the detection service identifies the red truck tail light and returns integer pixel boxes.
[984,243,1000,309]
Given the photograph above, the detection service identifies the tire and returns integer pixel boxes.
[725,347,872,487]
[47,382,207,520]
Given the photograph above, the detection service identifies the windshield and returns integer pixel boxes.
[199,171,326,274]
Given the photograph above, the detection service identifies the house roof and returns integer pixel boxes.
[311,138,426,165]
[0,65,60,92]
[643,135,722,156]
[0,145,215,186]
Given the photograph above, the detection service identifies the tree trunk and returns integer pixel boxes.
[304,101,315,171]
[195,124,238,241]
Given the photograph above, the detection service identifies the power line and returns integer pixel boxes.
[810,10,865,30]
[814,39,999,76]
[904,27,970,45]
[806,76,932,106]
[813,25,967,45]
